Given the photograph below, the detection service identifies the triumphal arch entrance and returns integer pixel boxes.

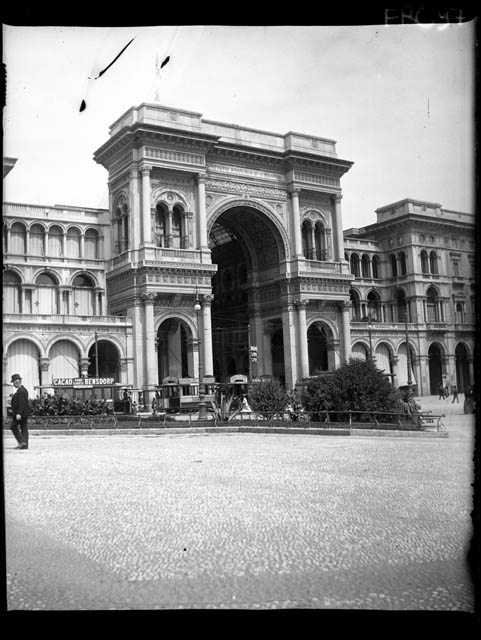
[94,103,354,402]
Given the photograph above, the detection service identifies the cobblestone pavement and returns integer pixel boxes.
[3,396,476,611]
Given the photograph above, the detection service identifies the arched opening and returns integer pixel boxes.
[72,274,96,316]
[271,328,285,385]
[30,223,46,256]
[390,254,397,277]
[302,220,313,259]
[88,340,120,379]
[426,286,440,322]
[10,222,27,255]
[209,205,285,383]
[395,288,407,322]
[366,290,381,321]
[154,202,168,247]
[397,342,417,389]
[49,340,80,380]
[84,228,99,259]
[67,227,81,258]
[420,250,429,273]
[35,272,59,314]
[350,253,360,277]
[48,225,63,257]
[429,251,438,274]
[307,324,329,374]
[3,270,22,313]
[372,255,380,279]
[399,251,407,275]
[455,343,470,392]
[361,254,371,278]
[349,288,361,321]
[6,339,40,396]
[351,342,369,361]
[374,342,394,383]
[156,318,191,383]
[428,343,443,394]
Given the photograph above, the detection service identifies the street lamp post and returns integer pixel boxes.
[404,309,412,390]
[367,317,373,361]
[194,295,207,419]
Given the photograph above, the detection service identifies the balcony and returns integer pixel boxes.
[4,314,131,327]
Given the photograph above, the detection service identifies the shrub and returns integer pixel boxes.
[248,379,288,419]
[301,359,402,422]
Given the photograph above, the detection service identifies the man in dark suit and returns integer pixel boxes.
[10,373,30,450]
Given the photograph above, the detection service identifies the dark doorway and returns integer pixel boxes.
[428,343,443,394]
[455,343,470,393]
[88,340,120,379]
[308,324,329,374]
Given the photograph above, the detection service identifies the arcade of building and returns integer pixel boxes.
[3,104,475,410]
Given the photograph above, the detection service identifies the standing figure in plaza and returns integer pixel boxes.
[10,373,30,450]
[438,383,445,400]
[451,384,459,403]
[463,385,475,414]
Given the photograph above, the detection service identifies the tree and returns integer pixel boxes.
[248,379,288,419]
[301,358,402,422]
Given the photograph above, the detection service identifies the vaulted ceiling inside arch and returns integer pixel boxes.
[209,206,284,269]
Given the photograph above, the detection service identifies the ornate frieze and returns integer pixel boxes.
[294,171,340,187]
[205,179,286,200]
[208,163,284,183]
[146,147,205,166]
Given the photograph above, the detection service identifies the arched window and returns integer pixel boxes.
[35,272,59,314]
[302,220,312,259]
[314,222,326,260]
[372,255,380,279]
[361,254,371,278]
[67,227,81,258]
[113,198,129,253]
[48,225,63,257]
[420,250,429,273]
[84,228,99,259]
[3,222,8,254]
[426,287,439,322]
[10,222,27,255]
[72,274,96,316]
[395,288,407,322]
[455,302,464,324]
[350,289,361,321]
[367,291,381,321]
[350,254,360,278]
[172,204,184,248]
[399,252,407,275]
[155,203,169,248]
[30,223,45,256]
[3,270,22,313]
[429,251,438,274]
[390,254,397,277]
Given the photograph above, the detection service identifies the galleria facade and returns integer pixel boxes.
[2,104,476,410]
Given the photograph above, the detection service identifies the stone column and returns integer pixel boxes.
[391,356,399,388]
[129,168,141,249]
[196,175,208,249]
[325,228,332,259]
[143,294,157,400]
[340,301,352,363]
[296,300,309,379]
[80,233,85,259]
[332,194,345,262]
[185,212,194,249]
[141,165,153,245]
[167,209,174,247]
[262,321,275,377]
[202,295,214,377]
[290,189,303,257]
[281,303,298,388]
[467,356,474,386]
[80,357,90,378]
[39,358,51,389]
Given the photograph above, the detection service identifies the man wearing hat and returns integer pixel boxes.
[10,374,30,450]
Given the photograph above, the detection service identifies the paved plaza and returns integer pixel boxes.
[3,395,477,612]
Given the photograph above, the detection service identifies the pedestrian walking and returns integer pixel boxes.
[451,384,459,403]
[438,383,445,400]
[10,373,30,450]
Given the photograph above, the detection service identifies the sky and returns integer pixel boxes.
[2,23,476,229]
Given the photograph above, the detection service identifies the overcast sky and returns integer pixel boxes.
[2,23,475,229]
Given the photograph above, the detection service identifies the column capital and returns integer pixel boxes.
[196,174,207,185]
[140,164,152,176]
[142,293,157,305]
[202,294,214,306]
[332,193,343,204]
[294,299,308,310]
[39,357,50,371]
[289,187,301,197]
